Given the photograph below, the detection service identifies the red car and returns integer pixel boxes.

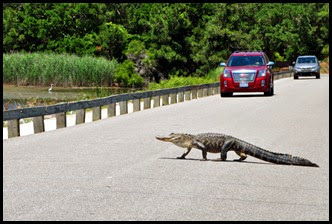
[220,50,275,97]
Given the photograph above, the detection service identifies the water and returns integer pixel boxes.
[3,85,139,110]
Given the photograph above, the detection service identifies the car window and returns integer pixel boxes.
[297,57,317,64]
[228,56,264,66]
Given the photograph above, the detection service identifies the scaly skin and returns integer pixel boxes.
[156,133,319,167]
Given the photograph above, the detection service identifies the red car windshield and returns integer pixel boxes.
[227,56,265,66]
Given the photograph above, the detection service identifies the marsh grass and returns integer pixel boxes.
[3,52,118,87]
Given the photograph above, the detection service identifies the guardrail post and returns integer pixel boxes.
[143,97,151,109]
[76,109,85,124]
[119,101,128,115]
[132,99,140,112]
[192,88,198,99]
[153,96,160,107]
[33,116,44,133]
[162,95,169,106]
[7,119,20,138]
[178,92,184,102]
[197,88,203,98]
[203,88,208,97]
[214,86,220,94]
[107,103,116,117]
[207,87,213,96]
[185,91,191,101]
[92,106,101,121]
[56,112,66,129]
[170,93,177,104]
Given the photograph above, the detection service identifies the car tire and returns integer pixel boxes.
[316,73,320,79]
[264,86,274,96]
[294,75,298,79]
[264,78,274,96]
[220,92,233,97]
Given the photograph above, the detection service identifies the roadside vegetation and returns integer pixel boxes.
[3,3,329,89]
[148,67,223,90]
[3,52,118,87]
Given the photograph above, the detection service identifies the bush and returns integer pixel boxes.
[114,60,144,88]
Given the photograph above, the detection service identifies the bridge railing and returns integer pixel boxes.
[3,71,292,138]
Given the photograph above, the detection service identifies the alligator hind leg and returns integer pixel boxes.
[220,139,236,161]
[234,151,247,161]
[200,150,208,161]
[213,139,236,161]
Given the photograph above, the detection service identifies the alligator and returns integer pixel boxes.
[156,132,319,167]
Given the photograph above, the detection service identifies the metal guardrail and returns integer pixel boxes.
[3,72,293,138]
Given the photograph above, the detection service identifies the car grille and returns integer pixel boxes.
[300,67,312,72]
[232,70,257,83]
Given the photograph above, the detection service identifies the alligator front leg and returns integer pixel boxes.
[177,147,192,159]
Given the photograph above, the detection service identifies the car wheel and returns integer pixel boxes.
[316,73,320,79]
[264,86,273,96]
[264,79,274,96]
[294,75,298,79]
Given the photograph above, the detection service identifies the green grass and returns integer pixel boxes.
[148,67,223,90]
[3,52,118,87]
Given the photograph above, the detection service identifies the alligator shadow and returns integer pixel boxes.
[159,157,272,165]
[159,157,319,167]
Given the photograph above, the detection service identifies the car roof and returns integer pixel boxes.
[297,55,316,58]
[231,51,263,56]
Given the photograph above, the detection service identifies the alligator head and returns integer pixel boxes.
[156,133,205,149]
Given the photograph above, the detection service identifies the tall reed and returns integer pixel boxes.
[3,52,118,87]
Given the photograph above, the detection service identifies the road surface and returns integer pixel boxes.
[3,75,329,221]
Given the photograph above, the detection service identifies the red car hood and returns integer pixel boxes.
[227,66,265,71]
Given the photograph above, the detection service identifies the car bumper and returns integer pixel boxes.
[220,78,270,93]
[294,71,319,76]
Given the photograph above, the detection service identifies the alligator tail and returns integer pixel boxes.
[238,140,319,167]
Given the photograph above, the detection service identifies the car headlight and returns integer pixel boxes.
[223,69,231,78]
[257,69,266,77]
[294,67,301,71]
[312,66,320,71]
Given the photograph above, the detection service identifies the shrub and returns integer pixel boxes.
[114,60,144,88]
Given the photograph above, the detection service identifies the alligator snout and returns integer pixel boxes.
[155,135,172,142]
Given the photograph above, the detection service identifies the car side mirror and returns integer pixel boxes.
[267,61,274,67]
[220,62,226,67]
[292,62,295,65]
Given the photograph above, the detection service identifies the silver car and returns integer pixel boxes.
[293,55,320,79]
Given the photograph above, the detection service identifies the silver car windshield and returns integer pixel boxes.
[228,56,264,66]
[297,57,317,64]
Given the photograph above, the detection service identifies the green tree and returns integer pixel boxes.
[98,22,130,60]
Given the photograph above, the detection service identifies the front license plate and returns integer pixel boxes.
[239,82,248,87]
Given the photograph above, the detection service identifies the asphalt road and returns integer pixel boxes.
[3,75,329,221]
